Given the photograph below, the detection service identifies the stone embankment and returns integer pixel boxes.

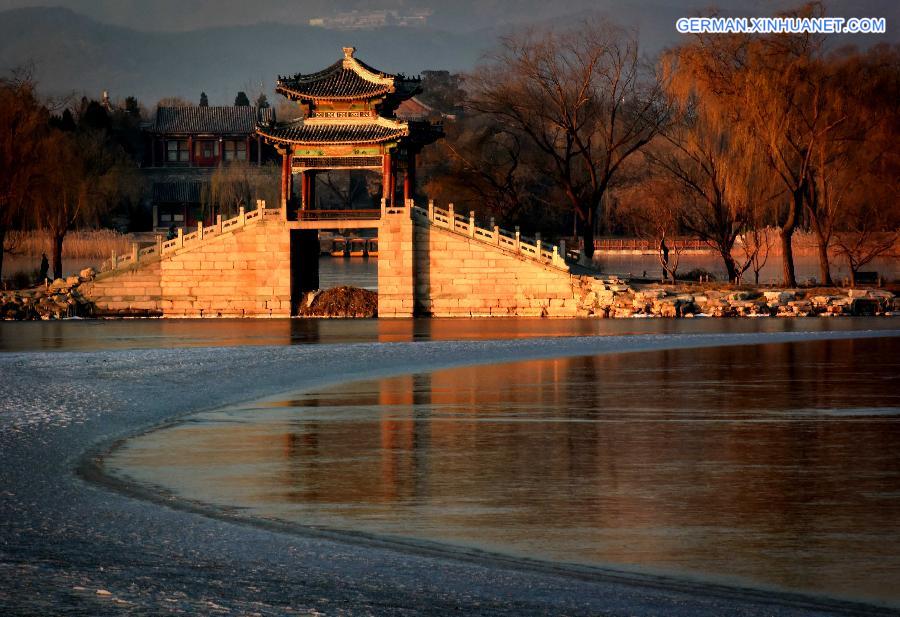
[2,267,897,320]
[578,281,899,318]
[0,268,99,320]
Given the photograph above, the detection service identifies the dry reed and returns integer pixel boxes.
[6,229,132,259]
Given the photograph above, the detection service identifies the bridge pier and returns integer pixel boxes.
[377,199,415,318]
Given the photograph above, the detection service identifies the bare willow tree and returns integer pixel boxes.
[35,129,138,279]
[670,4,847,286]
[806,44,900,285]
[0,69,49,281]
[204,162,279,219]
[468,19,668,260]
[646,119,750,281]
[832,108,900,286]
[618,172,687,283]
[424,114,553,228]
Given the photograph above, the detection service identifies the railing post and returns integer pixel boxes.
[239,206,246,226]
[216,215,223,234]
[131,242,139,264]
[469,211,475,238]
[534,232,541,251]
[197,221,204,240]
[156,235,163,256]
[428,199,434,220]
[515,226,521,252]
[177,228,184,249]
[448,203,455,230]
[494,225,500,245]
[111,250,117,270]
[380,197,387,216]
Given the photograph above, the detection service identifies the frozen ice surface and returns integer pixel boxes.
[2,328,900,615]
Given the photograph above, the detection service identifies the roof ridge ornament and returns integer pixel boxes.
[342,46,357,68]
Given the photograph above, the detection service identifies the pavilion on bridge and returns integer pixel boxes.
[256,47,443,218]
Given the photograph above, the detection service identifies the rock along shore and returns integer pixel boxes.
[579,278,898,318]
[2,270,897,320]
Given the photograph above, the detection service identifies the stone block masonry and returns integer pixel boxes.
[80,218,292,317]
[78,202,606,319]
[377,205,415,318]
[411,215,587,318]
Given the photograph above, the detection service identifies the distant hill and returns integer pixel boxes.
[1,5,896,107]
[0,7,495,105]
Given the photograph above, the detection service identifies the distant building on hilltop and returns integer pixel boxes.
[309,9,431,30]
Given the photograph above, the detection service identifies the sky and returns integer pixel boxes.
[0,0,900,32]
[0,0,896,103]
[4,0,896,32]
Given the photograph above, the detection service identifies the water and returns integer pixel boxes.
[598,252,899,284]
[317,256,377,290]
[108,335,900,607]
[3,315,898,352]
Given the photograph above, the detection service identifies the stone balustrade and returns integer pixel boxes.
[103,200,280,274]
[412,200,568,271]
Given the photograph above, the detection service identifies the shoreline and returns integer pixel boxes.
[3,271,898,320]
[4,328,900,615]
[81,451,898,617]
[80,329,900,615]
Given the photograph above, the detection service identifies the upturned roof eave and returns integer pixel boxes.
[275,84,393,102]
[255,127,409,146]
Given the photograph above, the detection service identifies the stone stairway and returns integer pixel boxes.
[99,202,283,276]
[410,200,570,272]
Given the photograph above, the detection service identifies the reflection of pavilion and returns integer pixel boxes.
[257,47,443,217]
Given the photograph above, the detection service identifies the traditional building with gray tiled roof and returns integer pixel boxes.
[143,105,277,231]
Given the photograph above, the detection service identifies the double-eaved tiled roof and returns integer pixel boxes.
[257,118,408,146]
[279,60,392,100]
[276,46,419,102]
[153,106,275,135]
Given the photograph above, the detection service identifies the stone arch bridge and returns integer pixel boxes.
[80,203,606,318]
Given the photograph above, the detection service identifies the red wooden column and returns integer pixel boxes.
[287,154,294,207]
[403,152,416,203]
[280,149,291,210]
[300,170,309,210]
[382,151,393,205]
